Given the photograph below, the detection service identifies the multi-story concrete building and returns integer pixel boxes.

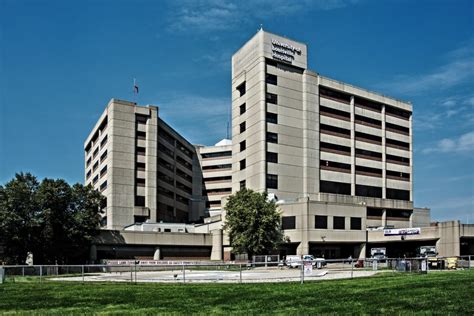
[84,99,203,230]
[230,30,418,258]
[196,139,233,215]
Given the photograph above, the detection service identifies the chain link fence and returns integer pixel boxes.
[1,255,471,285]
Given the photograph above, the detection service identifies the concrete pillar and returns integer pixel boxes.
[297,241,309,256]
[381,209,387,228]
[381,105,386,198]
[211,229,223,261]
[153,247,161,260]
[436,221,460,257]
[358,243,366,259]
[89,245,97,263]
[350,96,356,196]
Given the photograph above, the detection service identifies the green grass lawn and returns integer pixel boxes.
[1,270,473,315]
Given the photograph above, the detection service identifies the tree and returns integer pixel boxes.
[224,188,287,258]
[0,173,104,264]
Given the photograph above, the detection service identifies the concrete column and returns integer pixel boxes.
[409,113,413,201]
[153,247,161,260]
[350,96,356,196]
[382,105,387,199]
[381,209,387,228]
[211,229,223,261]
[297,242,309,256]
[358,243,366,259]
[436,221,460,257]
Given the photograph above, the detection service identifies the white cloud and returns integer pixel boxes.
[379,41,474,95]
[422,131,474,154]
[166,0,359,32]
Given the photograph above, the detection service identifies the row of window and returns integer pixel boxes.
[320,160,410,180]
[281,215,362,230]
[85,116,108,155]
[320,142,410,165]
[320,180,410,200]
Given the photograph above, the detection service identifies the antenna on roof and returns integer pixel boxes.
[259,23,263,31]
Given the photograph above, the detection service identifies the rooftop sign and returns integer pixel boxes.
[384,227,421,236]
[271,38,301,64]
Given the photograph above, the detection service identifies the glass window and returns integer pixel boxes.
[333,216,345,230]
[350,217,362,230]
[266,174,278,189]
[266,132,278,144]
[266,152,278,163]
[282,216,295,230]
[266,112,278,124]
[315,215,327,229]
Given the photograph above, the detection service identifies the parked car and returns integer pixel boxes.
[285,255,302,268]
[303,255,326,268]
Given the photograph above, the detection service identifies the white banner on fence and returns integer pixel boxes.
[384,227,421,236]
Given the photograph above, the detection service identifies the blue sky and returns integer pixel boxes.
[0,0,473,222]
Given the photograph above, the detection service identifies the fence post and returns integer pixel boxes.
[469,255,471,270]
[130,264,133,284]
[182,263,185,284]
[134,262,137,285]
[22,267,25,277]
[239,264,242,284]
[39,265,42,283]
[351,259,354,279]
[82,265,84,284]
[300,260,304,285]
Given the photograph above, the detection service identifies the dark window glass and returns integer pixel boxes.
[266,73,278,85]
[320,180,351,195]
[205,188,232,195]
[93,147,99,158]
[367,208,383,217]
[350,217,362,230]
[176,168,192,183]
[266,174,278,189]
[202,164,232,170]
[158,157,174,172]
[159,142,174,158]
[100,135,108,147]
[136,178,145,187]
[320,124,351,138]
[176,194,189,205]
[386,209,412,219]
[320,86,351,103]
[266,93,278,104]
[355,131,382,144]
[100,181,107,191]
[386,138,410,150]
[201,151,232,159]
[137,146,146,155]
[320,142,351,155]
[320,105,351,120]
[386,188,410,201]
[282,216,296,230]
[136,114,148,124]
[136,131,146,140]
[240,103,246,115]
[176,155,192,171]
[333,216,345,230]
[160,129,175,146]
[386,122,410,135]
[240,180,246,190]
[100,150,108,163]
[158,171,174,186]
[135,195,145,207]
[266,112,278,124]
[240,122,246,133]
[136,162,146,171]
[386,106,411,119]
[315,215,328,229]
[355,114,382,128]
[320,160,351,172]
[355,148,382,160]
[266,152,278,163]
[159,185,175,199]
[355,185,382,198]
[240,140,246,152]
[204,176,232,183]
[386,170,410,181]
[177,141,193,159]
[386,154,410,165]
[240,159,246,170]
[355,165,382,177]
[100,165,107,177]
[354,97,382,112]
[266,132,278,144]
[236,82,246,96]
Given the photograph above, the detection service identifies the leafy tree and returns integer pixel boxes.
[224,188,286,258]
[0,173,104,264]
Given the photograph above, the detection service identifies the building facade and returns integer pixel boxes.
[84,99,203,230]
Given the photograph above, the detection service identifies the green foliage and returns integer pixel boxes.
[0,172,104,264]
[224,188,286,257]
[0,271,473,314]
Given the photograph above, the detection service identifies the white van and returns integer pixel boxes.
[285,255,302,268]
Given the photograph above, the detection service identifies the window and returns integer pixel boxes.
[177,155,192,171]
[100,150,108,163]
[86,157,91,167]
[177,141,193,159]
[202,164,232,170]
[315,215,328,229]
[176,181,192,194]
[386,209,412,220]
[266,174,278,189]
[137,178,145,187]
[86,170,91,179]
[266,92,278,104]
[266,73,277,85]
[320,180,351,195]
[367,208,383,218]
[355,165,382,177]
[205,188,232,195]
[355,131,382,144]
[100,135,108,147]
[385,106,411,120]
[355,184,382,198]
[282,216,295,230]
[240,121,246,133]
[203,176,232,183]
[160,129,175,146]
[266,132,278,144]
[158,185,175,199]
[333,216,345,230]
[240,180,246,190]
[320,142,351,155]
[320,160,351,173]
[92,175,98,184]
[320,124,351,138]
[386,154,410,165]
[354,97,382,112]
[240,140,246,152]
[236,82,246,96]
[201,151,232,159]
[320,106,351,121]
[136,131,146,140]
[176,194,189,205]
[266,152,278,163]
[355,148,382,161]
[176,168,192,183]
[386,122,410,135]
[319,86,351,104]
[350,217,362,230]
[100,181,107,191]
[240,103,246,115]
[386,188,410,201]
[240,159,246,170]
[93,147,99,158]
[136,114,148,124]
[100,165,107,177]
[158,171,174,186]
[158,142,174,158]
[266,112,278,124]
[386,138,410,150]
[137,162,146,171]
[158,157,174,172]
[386,170,410,181]
[355,114,381,128]
[137,146,146,155]
[93,161,99,172]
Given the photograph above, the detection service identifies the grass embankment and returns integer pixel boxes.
[1,270,473,315]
